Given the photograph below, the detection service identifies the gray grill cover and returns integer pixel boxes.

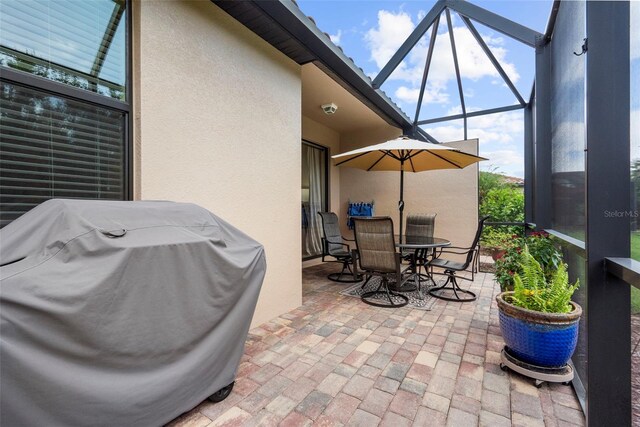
[0,199,266,426]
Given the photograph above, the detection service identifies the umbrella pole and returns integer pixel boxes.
[399,163,405,243]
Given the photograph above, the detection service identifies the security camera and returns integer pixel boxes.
[321,103,338,115]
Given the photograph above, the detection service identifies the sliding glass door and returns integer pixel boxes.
[302,141,327,259]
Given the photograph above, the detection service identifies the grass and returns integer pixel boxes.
[631,233,640,314]
[560,232,640,314]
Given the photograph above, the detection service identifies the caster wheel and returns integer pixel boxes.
[534,380,543,388]
[500,364,508,372]
[208,382,235,403]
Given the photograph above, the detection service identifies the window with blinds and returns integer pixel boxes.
[0,0,129,227]
[0,83,125,227]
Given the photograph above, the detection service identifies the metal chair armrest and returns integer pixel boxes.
[443,245,474,251]
[434,245,476,256]
[325,239,351,251]
[438,250,471,256]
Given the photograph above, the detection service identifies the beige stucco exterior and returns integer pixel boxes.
[133,0,302,327]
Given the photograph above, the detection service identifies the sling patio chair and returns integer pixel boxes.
[318,212,362,283]
[426,216,489,302]
[402,213,437,276]
[353,217,410,308]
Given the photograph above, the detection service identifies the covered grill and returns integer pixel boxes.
[0,199,266,426]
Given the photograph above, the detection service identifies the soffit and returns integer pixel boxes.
[302,63,391,133]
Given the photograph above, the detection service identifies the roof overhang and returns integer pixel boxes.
[212,0,430,140]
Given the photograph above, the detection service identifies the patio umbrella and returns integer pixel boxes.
[332,136,487,240]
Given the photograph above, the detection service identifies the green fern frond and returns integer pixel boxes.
[510,245,579,313]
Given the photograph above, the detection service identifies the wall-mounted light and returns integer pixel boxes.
[321,103,338,115]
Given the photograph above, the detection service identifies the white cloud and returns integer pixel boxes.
[394,87,420,103]
[394,85,449,105]
[480,149,525,169]
[426,124,514,145]
[423,110,523,144]
[365,10,415,70]
[329,30,342,45]
[474,128,514,144]
[424,124,465,142]
[467,111,524,139]
[364,9,520,106]
[446,106,463,116]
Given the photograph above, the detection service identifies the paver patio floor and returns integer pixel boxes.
[168,263,584,427]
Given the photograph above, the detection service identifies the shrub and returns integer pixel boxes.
[494,242,522,291]
[494,231,563,292]
[510,246,579,313]
[481,229,512,249]
[480,186,524,223]
[479,186,524,246]
[479,169,506,204]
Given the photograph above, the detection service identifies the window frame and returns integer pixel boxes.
[0,0,133,203]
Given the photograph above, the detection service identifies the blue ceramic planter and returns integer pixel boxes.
[497,292,582,368]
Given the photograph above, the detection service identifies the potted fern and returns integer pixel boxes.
[496,245,581,368]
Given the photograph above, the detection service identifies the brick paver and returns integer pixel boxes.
[168,264,584,426]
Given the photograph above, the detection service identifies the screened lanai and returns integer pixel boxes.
[0,0,637,425]
[364,0,636,425]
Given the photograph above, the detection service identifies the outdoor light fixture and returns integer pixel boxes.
[321,103,338,115]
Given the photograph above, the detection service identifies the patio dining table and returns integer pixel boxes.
[394,236,451,292]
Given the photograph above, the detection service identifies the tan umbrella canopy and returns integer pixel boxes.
[332,136,487,238]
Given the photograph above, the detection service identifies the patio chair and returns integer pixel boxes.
[318,212,362,283]
[426,216,489,302]
[405,213,437,239]
[400,213,437,289]
[402,213,437,263]
[353,217,410,308]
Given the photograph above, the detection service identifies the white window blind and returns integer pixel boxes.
[0,82,125,227]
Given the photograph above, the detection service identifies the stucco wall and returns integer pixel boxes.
[135,0,302,327]
[339,128,479,254]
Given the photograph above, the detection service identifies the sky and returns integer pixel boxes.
[296,0,555,178]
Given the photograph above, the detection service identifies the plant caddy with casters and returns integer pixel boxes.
[496,246,581,387]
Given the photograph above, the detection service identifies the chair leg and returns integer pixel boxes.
[383,278,395,305]
[327,259,363,283]
[360,274,372,290]
[361,276,409,308]
[418,262,436,287]
[428,270,476,302]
